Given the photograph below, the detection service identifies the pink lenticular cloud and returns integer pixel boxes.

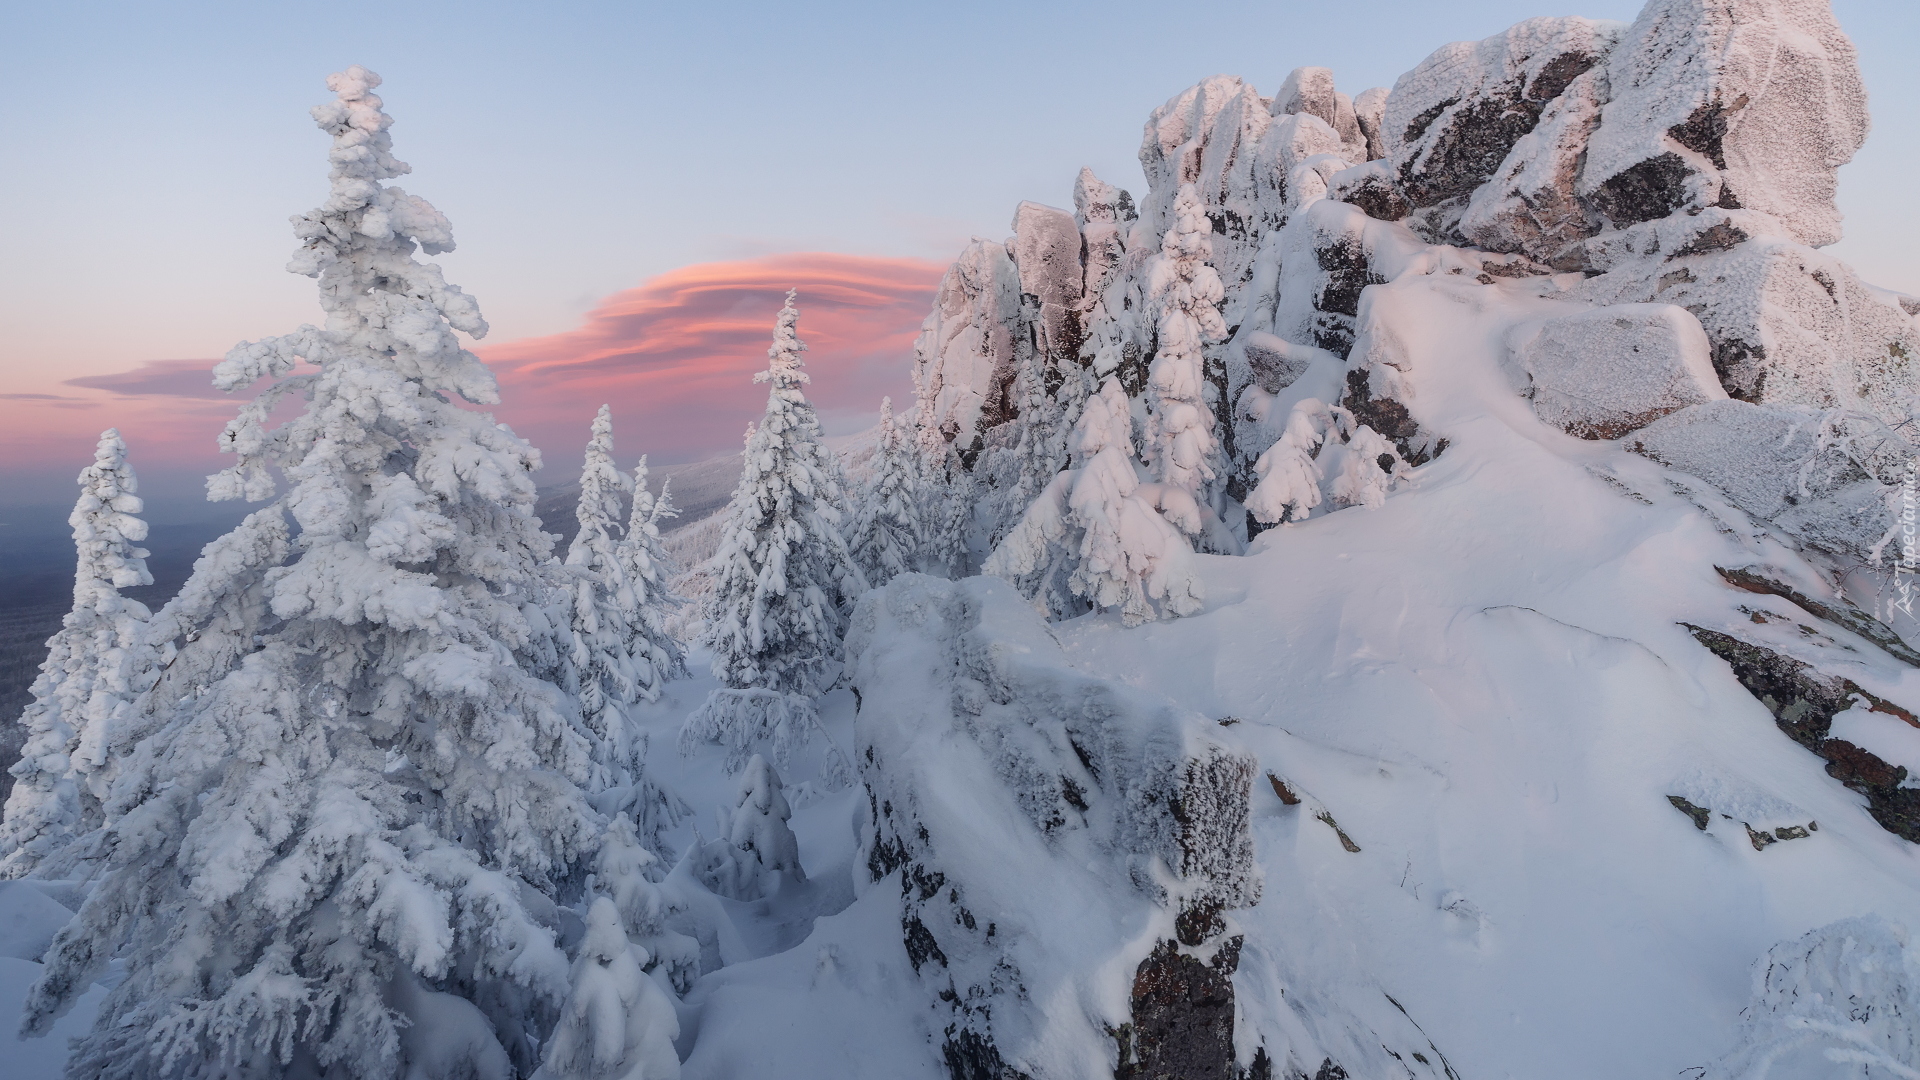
[0,253,945,505]
[478,252,945,465]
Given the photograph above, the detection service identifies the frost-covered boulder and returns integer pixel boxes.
[1352,86,1391,162]
[1328,160,1411,222]
[1138,75,1273,298]
[1580,0,1869,245]
[1242,331,1322,395]
[1073,168,1135,307]
[1573,224,1920,425]
[1628,398,1908,561]
[1248,113,1349,234]
[1506,303,1724,439]
[1459,67,1608,266]
[1272,66,1367,162]
[1011,200,1085,364]
[1384,17,1626,228]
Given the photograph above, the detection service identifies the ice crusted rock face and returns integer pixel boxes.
[1581,0,1869,246]
[1384,17,1625,223]
[911,239,1026,453]
[1506,303,1724,439]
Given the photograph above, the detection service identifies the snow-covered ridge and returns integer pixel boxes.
[853,0,1920,1074]
[4,0,1919,1076]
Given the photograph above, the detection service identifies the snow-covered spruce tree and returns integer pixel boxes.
[566,411,689,857]
[986,378,1203,626]
[847,397,922,588]
[531,897,681,1080]
[1144,182,1228,541]
[692,755,803,901]
[0,430,157,879]
[1245,397,1405,529]
[680,292,863,778]
[588,813,698,994]
[22,67,598,1079]
[618,455,687,702]
[567,405,643,794]
[920,434,976,579]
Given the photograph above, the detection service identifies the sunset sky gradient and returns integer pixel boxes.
[0,254,942,509]
[2,0,1913,519]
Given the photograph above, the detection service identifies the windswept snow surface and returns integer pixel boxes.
[660,262,1920,1080]
[1026,273,1920,1076]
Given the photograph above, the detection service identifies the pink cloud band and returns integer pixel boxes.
[1,252,943,501]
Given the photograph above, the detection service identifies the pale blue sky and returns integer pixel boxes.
[3,0,1913,384]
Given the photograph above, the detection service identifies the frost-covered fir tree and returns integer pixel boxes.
[588,813,699,994]
[0,430,157,879]
[1245,397,1405,528]
[531,898,681,1080]
[847,398,922,588]
[681,292,863,777]
[22,67,597,1079]
[1144,183,1228,535]
[566,411,689,856]
[692,755,803,901]
[979,337,1072,550]
[618,456,686,703]
[986,378,1204,626]
[918,431,976,579]
[567,405,643,793]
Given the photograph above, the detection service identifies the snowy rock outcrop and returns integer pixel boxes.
[1384,17,1625,238]
[1506,303,1724,439]
[1573,225,1920,424]
[1580,0,1869,245]
[1628,399,1907,562]
[913,240,1028,458]
[846,574,1453,1080]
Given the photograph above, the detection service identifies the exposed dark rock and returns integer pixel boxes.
[943,1027,1030,1080]
[1671,219,1750,258]
[1588,152,1694,226]
[1118,938,1243,1080]
[1312,236,1386,319]
[905,914,949,971]
[1686,626,1920,843]
[1343,368,1444,466]
[1668,795,1712,830]
[1266,773,1301,806]
[1385,18,1619,208]
[1401,94,1555,207]
[1715,565,1920,668]
[1331,170,1411,222]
